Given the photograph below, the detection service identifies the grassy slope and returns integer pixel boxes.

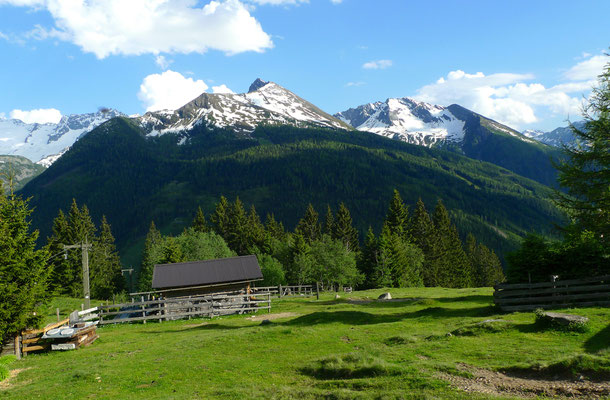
[3,288,609,399]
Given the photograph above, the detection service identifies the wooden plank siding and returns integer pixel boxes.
[494,275,610,312]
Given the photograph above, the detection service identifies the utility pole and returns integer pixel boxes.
[64,240,93,308]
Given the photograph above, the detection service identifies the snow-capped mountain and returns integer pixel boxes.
[523,120,584,147]
[136,78,351,135]
[0,109,124,166]
[335,97,536,147]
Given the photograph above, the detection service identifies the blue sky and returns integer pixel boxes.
[0,0,608,130]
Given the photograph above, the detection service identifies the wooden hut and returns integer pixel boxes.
[151,255,263,298]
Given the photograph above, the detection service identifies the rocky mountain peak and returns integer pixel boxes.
[248,78,269,93]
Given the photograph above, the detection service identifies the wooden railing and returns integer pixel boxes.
[494,275,610,312]
[98,292,272,325]
[252,285,315,297]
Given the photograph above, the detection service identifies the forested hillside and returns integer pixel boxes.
[20,118,565,265]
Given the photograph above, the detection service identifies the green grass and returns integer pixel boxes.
[2,287,609,399]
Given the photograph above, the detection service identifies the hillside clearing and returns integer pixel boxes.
[2,287,609,399]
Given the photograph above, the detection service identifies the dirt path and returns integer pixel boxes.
[0,368,30,390]
[439,364,610,399]
[247,312,298,321]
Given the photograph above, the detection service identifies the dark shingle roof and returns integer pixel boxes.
[152,255,262,289]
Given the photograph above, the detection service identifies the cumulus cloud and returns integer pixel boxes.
[10,108,62,124]
[330,0,343,3]
[138,70,208,112]
[155,55,172,70]
[413,54,607,129]
[345,81,365,87]
[212,84,234,94]
[362,59,392,70]
[1,0,273,58]
[246,0,308,5]
[563,54,607,81]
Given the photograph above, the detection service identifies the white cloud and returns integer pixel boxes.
[345,81,365,87]
[211,84,234,94]
[10,108,62,124]
[330,0,343,3]
[1,0,273,58]
[138,70,208,112]
[362,59,392,70]
[415,65,595,129]
[155,55,172,70]
[563,54,607,81]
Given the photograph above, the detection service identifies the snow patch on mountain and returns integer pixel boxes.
[0,109,123,164]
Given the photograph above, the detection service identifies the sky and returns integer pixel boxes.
[0,0,608,131]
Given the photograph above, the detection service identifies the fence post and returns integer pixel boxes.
[14,336,21,360]
[268,292,271,314]
[316,282,320,300]
[56,308,60,322]
[279,284,283,298]
[141,296,146,324]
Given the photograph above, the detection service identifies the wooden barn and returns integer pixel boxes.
[151,255,263,298]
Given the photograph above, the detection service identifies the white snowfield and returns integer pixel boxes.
[0,109,123,166]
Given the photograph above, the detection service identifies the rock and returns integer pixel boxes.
[260,319,272,326]
[539,312,588,326]
[335,294,341,300]
[378,292,392,300]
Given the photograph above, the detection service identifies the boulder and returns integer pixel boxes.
[378,292,392,300]
[539,312,588,326]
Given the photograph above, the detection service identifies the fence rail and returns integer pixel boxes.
[98,292,272,325]
[494,275,610,312]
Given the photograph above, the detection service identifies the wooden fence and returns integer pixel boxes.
[252,285,315,297]
[98,291,272,325]
[494,275,610,312]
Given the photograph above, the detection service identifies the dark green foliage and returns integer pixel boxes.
[0,189,51,343]
[210,196,230,240]
[385,189,409,239]
[358,227,378,288]
[191,207,208,233]
[264,213,285,241]
[322,205,334,236]
[428,200,473,288]
[465,233,505,287]
[257,253,286,286]
[295,204,321,244]
[308,235,362,289]
[89,216,124,299]
[138,221,162,292]
[332,203,359,252]
[554,57,610,246]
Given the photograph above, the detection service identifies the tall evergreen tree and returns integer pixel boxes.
[554,56,610,244]
[332,202,360,252]
[210,196,230,239]
[90,216,124,299]
[295,203,321,243]
[191,206,208,233]
[466,233,505,287]
[371,224,393,288]
[138,221,162,292]
[385,189,409,238]
[358,227,378,288]
[431,200,473,288]
[226,197,249,255]
[45,210,71,294]
[409,198,437,286]
[246,205,265,252]
[0,189,51,342]
[265,213,285,240]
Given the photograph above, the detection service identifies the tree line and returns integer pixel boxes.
[137,189,505,291]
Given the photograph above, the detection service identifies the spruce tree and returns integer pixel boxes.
[226,197,249,255]
[45,210,71,294]
[371,224,393,288]
[409,198,437,286]
[138,221,162,292]
[191,206,208,233]
[90,216,124,299]
[323,205,335,235]
[265,213,285,240]
[295,203,321,243]
[0,189,51,342]
[210,196,230,239]
[332,202,360,252]
[246,205,265,252]
[358,227,378,288]
[385,189,409,238]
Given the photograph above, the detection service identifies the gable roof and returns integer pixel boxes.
[152,255,263,289]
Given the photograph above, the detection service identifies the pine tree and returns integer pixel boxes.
[90,216,124,299]
[332,202,359,252]
[210,196,230,239]
[0,189,51,342]
[226,197,249,255]
[45,210,71,294]
[385,189,409,238]
[431,200,473,288]
[295,203,321,243]
[191,206,208,233]
[554,56,610,244]
[371,224,393,288]
[138,221,162,292]
[358,227,378,288]
[246,205,265,252]
[409,198,437,286]
[265,213,285,240]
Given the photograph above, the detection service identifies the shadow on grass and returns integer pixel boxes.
[433,295,493,305]
[283,305,496,327]
[584,324,610,354]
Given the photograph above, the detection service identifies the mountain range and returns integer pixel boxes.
[522,120,584,147]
